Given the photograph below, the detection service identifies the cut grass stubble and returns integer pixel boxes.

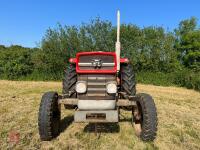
[0,80,200,150]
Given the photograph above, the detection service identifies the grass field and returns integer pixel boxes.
[0,80,200,150]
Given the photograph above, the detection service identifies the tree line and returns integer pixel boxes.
[0,17,199,90]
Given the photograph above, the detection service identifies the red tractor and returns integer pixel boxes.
[38,11,157,142]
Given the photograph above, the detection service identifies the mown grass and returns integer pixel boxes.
[0,80,200,150]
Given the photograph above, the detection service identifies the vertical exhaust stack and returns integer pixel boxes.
[115,10,121,71]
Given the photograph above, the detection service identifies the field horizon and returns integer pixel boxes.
[0,80,200,150]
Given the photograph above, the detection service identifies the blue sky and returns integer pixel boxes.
[0,0,199,48]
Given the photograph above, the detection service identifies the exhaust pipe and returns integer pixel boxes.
[115,10,121,71]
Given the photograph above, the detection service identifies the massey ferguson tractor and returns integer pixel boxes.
[38,11,157,142]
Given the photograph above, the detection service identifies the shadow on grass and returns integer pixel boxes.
[83,123,120,133]
[59,115,74,133]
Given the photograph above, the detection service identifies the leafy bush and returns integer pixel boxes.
[172,70,200,90]
[137,70,200,91]
[0,46,33,79]
[137,71,175,86]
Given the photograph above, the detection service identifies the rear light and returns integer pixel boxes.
[69,58,76,63]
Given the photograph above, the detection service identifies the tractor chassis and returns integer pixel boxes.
[58,95,138,123]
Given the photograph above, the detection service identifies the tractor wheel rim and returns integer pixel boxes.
[133,101,143,136]
[134,123,142,136]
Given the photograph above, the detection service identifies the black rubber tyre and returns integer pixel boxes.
[62,65,77,109]
[38,92,60,141]
[121,63,136,98]
[134,93,157,141]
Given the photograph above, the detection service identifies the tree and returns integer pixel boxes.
[175,17,200,70]
[79,17,114,52]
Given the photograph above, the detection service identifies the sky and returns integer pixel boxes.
[0,0,200,48]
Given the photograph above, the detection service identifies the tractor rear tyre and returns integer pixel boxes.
[62,64,77,109]
[38,92,61,141]
[133,93,157,141]
[121,63,136,98]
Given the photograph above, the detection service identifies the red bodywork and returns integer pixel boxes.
[69,51,129,74]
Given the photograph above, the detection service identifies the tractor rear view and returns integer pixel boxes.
[38,11,157,142]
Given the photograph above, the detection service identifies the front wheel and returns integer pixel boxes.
[133,93,157,141]
[38,92,61,141]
